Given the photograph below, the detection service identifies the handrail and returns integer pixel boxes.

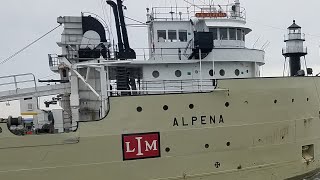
[0,73,37,93]
[109,79,217,96]
[150,4,246,21]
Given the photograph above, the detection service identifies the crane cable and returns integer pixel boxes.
[0,24,62,66]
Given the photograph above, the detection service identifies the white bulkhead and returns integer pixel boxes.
[137,0,265,91]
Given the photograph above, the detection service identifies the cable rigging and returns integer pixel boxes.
[0,24,62,66]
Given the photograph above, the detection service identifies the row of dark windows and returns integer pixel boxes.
[157,28,245,43]
[157,30,188,42]
[209,28,245,41]
[152,69,249,78]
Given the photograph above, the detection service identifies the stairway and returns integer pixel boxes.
[116,67,130,96]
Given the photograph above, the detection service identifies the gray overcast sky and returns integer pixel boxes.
[0,0,320,79]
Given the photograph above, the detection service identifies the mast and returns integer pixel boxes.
[106,0,125,54]
[117,0,130,50]
[107,0,136,60]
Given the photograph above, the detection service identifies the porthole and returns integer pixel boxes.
[246,70,249,73]
[189,104,194,109]
[235,69,240,76]
[152,71,160,78]
[195,70,199,74]
[274,100,278,104]
[175,70,182,77]
[225,102,230,107]
[165,147,171,152]
[209,69,214,76]
[219,69,225,76]
[226,142,231,146]
[137,106,143,112]
[205,144,210,148]
[163,105,168,111]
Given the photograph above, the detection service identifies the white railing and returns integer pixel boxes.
[282,47,307,54]
[150,5,246,21]
[109,79,218,96]
[0,73,37,94]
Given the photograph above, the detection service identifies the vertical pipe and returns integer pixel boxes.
[199,49,203,91]
[107,1,124,53]
[85,67,91,82]
[100,65,107,118]
[13,76,18,92]
[117,0,131,49]
[70,71,80,131]
[212,49,215,80]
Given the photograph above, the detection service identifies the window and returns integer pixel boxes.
[28,104,33,111]
[157,30,166,42]
[219,69,225,76]
[62,69,67,77]
[237,29,242,40]
[220,28,228,40]
[235,69,240,76]
[152,71,160,78]
[209,28,218,40]
[179,30,188,42]
[168,30,177,42]
[175,70,182,77]
[229,28,236,40]
[242,30,245,41]
[209,69,214,76]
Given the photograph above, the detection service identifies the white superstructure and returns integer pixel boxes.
[0,0,265,133]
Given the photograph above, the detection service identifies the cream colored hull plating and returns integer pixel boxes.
[1,77,320,180]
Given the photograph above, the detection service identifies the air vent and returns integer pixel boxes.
[302,144,314,163]
[27,103,33,111]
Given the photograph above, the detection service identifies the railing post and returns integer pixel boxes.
[13,76,18,93]
[146,81,148,95]
[161,48,163,60]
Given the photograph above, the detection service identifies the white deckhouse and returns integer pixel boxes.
[141,0,265,84]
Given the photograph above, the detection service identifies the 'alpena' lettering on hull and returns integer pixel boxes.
[173,115,224,127]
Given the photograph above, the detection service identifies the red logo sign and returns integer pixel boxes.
[122,132,160,161]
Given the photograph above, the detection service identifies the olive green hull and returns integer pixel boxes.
[1,77,320,180]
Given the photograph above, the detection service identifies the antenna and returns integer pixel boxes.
[252,36,261,49]
[261,41,270,51]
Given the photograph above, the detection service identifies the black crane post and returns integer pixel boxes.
[106,0,124,55]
